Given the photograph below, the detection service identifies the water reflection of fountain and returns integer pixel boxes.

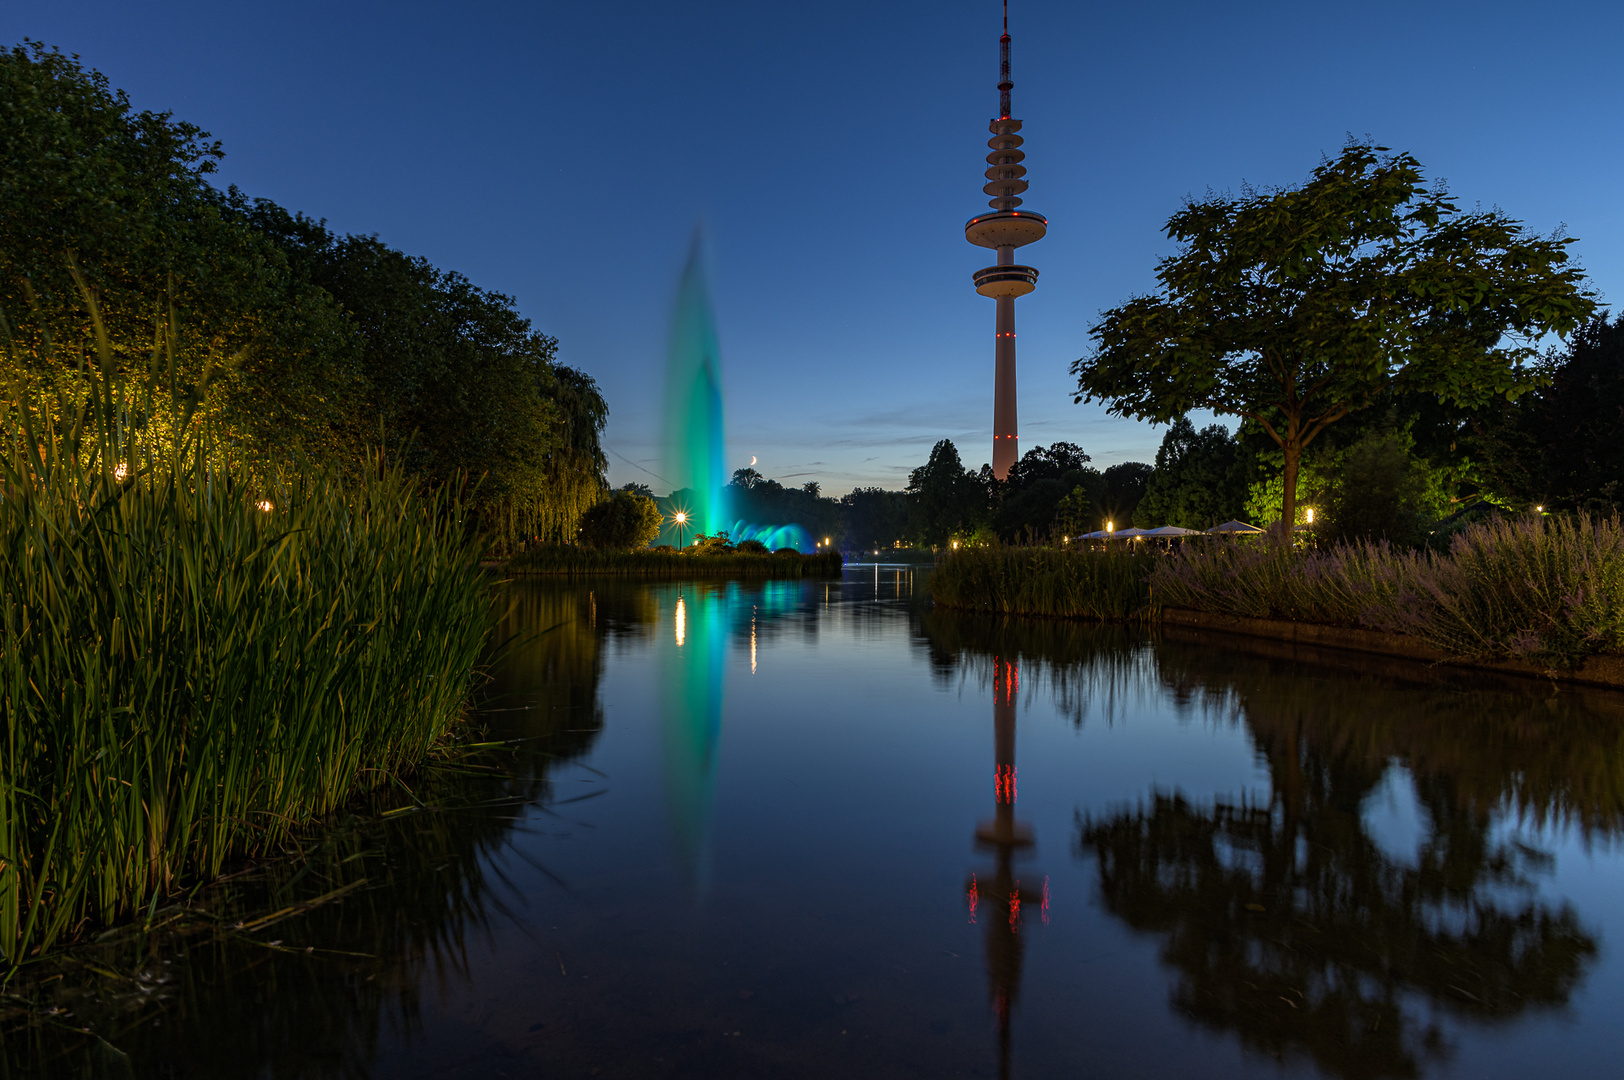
[659,585,728,896]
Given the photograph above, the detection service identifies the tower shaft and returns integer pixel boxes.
[994,294,1018,478]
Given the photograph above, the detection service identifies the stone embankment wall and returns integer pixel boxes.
[1161,608,1624,690]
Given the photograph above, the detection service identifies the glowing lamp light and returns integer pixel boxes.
[952,540,959,549]
[1536,505,1545,513]
[113,463,129,480]
[1305,508,1315,524]
[674,512,687,524]
[257,501,274,512]
[1106,520,1114,533]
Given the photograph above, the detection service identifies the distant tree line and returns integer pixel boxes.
[0,42,607,546]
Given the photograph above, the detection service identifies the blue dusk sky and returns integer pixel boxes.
[10,1,1621,495]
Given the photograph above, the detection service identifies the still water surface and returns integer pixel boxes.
[26,569,1624,1077]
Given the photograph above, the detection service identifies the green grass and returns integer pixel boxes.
[0,342,495,972]
[931,546,1161,622]
[503,547,844,578]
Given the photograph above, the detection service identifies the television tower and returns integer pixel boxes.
[966,0,1046,480]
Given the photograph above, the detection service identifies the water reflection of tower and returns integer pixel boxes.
[967,656,1046,1079]
[968,0,1047,480]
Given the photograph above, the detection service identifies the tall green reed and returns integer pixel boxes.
[0,291,496,973]
[931,545,1160,622]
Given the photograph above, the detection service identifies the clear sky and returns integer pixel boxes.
[11,1,1621,495]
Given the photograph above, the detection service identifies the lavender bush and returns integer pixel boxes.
[1150,515,1624,669]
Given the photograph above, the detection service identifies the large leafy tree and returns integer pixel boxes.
[1073,141,1596,527]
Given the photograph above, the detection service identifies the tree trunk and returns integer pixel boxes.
[1279,440,1300,543]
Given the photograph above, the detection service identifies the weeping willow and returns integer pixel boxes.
[484,364,610,551]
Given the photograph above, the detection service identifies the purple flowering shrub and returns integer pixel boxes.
[1150,515,1624,669]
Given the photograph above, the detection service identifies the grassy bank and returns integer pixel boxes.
[933,515,1624,671]
[504,547,844,578]
[1152,514,1624,670]
[0,366,495,972]
[930,546,1161,622]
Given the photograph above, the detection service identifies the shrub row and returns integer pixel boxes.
[504,547,845,578]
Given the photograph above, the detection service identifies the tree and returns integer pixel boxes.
[1322,431,1431,546]
[1471,312,1624,511]
[1135,418,1247,528]
[839,487,910,550]
[576,490,662,550]
[908,439,984,546]
[1073,141,1596,530]
[1102,462,1154,526]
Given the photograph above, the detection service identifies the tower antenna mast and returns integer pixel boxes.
[965,0,1047,480]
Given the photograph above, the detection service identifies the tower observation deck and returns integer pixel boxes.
[967,1,1046,480]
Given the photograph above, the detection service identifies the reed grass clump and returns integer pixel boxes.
[0,351,495,971]
[931,546,1160,622]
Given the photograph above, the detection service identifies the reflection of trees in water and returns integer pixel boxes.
[1079,641,1610,1080]
[913,607,1157,727]
[13,580,624,1079]
[911,611,1617,1080]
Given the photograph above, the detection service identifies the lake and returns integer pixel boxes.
[19,567,1624,1078]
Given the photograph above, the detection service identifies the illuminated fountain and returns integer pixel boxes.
[659,237,813,552]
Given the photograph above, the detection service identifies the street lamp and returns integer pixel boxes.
[1305,508,1315,525]
[672,510,690,548]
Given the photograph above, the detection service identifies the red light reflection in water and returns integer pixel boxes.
[1009,886,1021,932]
[967,874,979,924]
[995,764,1018,803]
[992,657,1020,704]
[1041,876,1051,926]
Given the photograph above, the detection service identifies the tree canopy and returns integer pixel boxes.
[1073,141,1597,527]
[0,42,607,547]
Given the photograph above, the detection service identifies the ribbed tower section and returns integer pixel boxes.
[966,2,1046,480]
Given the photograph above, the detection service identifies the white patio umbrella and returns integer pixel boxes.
[1208,520,1265,534]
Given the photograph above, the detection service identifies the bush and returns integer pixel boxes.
[576,490,662,551]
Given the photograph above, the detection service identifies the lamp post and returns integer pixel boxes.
[672,511,690,548]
